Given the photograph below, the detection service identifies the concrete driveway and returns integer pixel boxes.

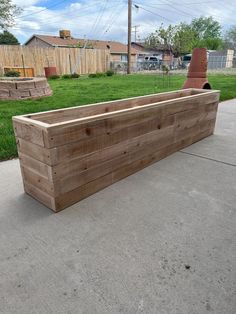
[0,99,236,314]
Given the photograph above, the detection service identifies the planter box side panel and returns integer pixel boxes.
[54,127,214,212]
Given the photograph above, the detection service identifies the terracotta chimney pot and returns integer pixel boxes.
[183,48,211,89]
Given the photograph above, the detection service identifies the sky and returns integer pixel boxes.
[10,0,235,44]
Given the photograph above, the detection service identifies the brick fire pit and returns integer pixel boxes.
[0,77,52,100]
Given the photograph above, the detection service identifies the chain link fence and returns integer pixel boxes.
[110,55,236,75]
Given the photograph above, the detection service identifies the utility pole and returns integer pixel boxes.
[127,0,132,74]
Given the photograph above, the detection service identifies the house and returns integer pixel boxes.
[131,42,174,63]
[24,30,137,62]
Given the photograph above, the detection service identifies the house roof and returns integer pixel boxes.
[25,35,137,54]
[131,42,173,52]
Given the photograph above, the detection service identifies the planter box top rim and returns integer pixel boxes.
[13,88,220,128]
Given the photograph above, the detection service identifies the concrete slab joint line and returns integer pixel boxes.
[179,150,236,168]
[0,99,236,313]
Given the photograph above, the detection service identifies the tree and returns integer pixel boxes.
[194,37,223,50]
[190,16,221,40]
[0,30,19,45]
[0,0,21,30]
[145,24,179,49]
[190,17,223,50]
[144,16,223,56]
[224,26,236,49]
[172,23,197,56]
[144,23,197,57]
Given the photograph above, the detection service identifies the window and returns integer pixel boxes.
[183,55,191,62]
[121,55,128,61]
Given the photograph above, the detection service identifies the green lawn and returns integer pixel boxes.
[1,73,236,161]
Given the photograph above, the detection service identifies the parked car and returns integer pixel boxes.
[143,56,161,70]
[182,54,192,68]
[182,51,210,68]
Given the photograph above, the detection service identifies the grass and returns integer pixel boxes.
[0,73,236,161]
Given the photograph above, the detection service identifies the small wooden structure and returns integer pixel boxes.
[4,66,34,77]
[13,89,220,212]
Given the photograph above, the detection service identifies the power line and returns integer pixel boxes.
[15,0,107,24]
[140,3,192,18]
[14,1,107,29]
[148,1,216,5]
[12,2,126,42]
[17,0,123,20]
[13,1,126,36]
[17,0,70,19]
[153,0,195,18]
[133,4,173,22]
[135,1,235,25]
[100,1,126,38]
[89,0,109,38]
[160,0,235,23]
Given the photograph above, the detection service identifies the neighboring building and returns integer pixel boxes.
[131,42,174,63]
[25,30,137,62]
[208,49,235,69]
[182,49,235,70]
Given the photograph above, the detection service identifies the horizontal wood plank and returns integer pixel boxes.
[17,138,57,165]
[19,153,53,180]
[21,166,55,196]
[13,120,46,147]
[24,181,56,211]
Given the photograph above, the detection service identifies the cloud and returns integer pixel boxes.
[12,0,42,8]
[9,0,234,44]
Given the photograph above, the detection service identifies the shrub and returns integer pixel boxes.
[88,72,106,78]
[106,70,115,76]
[161,64,169,74]
[5,70,20,77]
[88,73,97,78]
[62,74,71,79]
[48,74,60,79]
[96,72,106,78]
[70,73,80,78]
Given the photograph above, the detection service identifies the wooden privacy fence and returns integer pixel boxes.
[0,45,110,76]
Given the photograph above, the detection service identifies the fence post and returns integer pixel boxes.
[69,54,72,74]
[21,54,26,77]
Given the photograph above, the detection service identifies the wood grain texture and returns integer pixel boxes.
[13,89,220,212]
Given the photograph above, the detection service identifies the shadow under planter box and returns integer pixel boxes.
[13,88,220,212]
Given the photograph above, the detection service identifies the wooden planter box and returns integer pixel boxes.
[13,88,220,212]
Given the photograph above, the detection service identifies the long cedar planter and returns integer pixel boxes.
[13,88,220,212]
